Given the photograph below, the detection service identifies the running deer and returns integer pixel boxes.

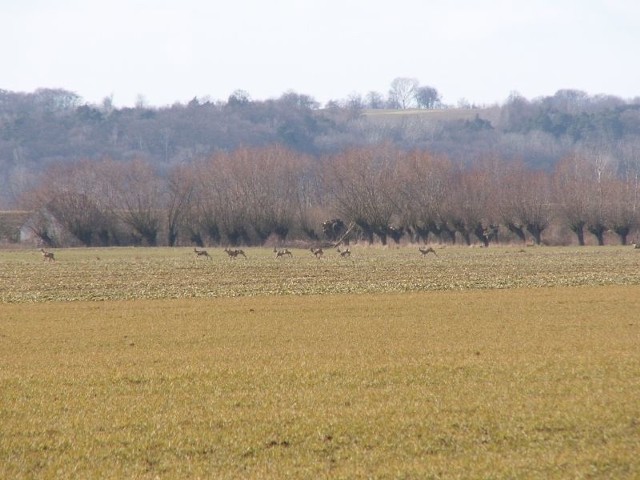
[224,248,246,258]
[273,247,292,258]
[310,247,324,258]
[419,246,437,256]
[194,247,211,259]
[40,248,55,262]
[337,247,351,257]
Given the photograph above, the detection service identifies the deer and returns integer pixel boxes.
[40,248,55,262]
[419,246,437,256]
[337,247,351,257]
[193,247,211,259]
[310,247,324,258]
[273,247,292,258]
[224,248,246,258]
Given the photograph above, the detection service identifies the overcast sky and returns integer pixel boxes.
[3,0,639,108]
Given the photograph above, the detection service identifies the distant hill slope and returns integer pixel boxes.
[362,107,492,120]
[1,88,640,206]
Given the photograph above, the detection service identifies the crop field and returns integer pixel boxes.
[1,245,640,302]
[1,246,640,478]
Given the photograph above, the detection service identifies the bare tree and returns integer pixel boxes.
[187,156,232,246]
[553,154,591,245]
[396,151,454,244]
[608,178,637,245]
[324,145,401,245]
[231,146,304,244]
[583,150,616,245]
[365,91,386,109]
[388,77,419,109]
[166,164,196,246]
[192,146,307,246]
[445,164,500,246]
[502,165,553,245]
[21,159,118,246]
[102,158,164,246]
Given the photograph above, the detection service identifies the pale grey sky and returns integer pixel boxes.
[3,0,640,107]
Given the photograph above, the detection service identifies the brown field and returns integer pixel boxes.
[1,245,639,302]
[362,107,492,119]
[1,246,640,478]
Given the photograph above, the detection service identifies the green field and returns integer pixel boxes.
[1,246,640,478]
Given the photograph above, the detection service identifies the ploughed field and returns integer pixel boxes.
[1,246,640,478]
[1,245,640,302]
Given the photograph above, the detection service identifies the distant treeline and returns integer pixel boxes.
[11,145,640,248]
[2,85,640,208]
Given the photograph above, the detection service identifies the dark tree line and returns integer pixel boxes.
[18,145,640,248]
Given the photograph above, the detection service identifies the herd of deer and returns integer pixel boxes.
[33,243,640,264]
[194,247,249,259]
[193,245,358,259]
[210,246,435,258]
[36,245,438,263]
[195,245,427,259]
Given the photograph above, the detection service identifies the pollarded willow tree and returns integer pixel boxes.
[235,145,309,243]
[553,153,592,245]
[395,151,454,244]
[447,165,501,246]
[187,154,248,246]
[324,145,401,245]
[608,151,640,244]
[20,159,121,246]
[182,145,310,246]
[501,165,553,245]
[101,158,164,246]
[608,177,637,245]
[165,163,196,247]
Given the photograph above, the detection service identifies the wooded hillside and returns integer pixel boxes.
[2,87,640,206]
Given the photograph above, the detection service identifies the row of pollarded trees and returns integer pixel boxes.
[19,145,640,247]
[326,146,639,246]
[20,147,318,247]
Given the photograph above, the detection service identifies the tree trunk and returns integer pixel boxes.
[438,223,456,244]
[413,225,430,244]
[588,223,606,246]
[613,225,630,245]
[473,223,490,247]
[570,222,586,246]
[373,226,388,245]
[526,223,544,245]
[506,222,526,243]
[452,220,471,246]
[356,221,375,244]
[190,231,204,247]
